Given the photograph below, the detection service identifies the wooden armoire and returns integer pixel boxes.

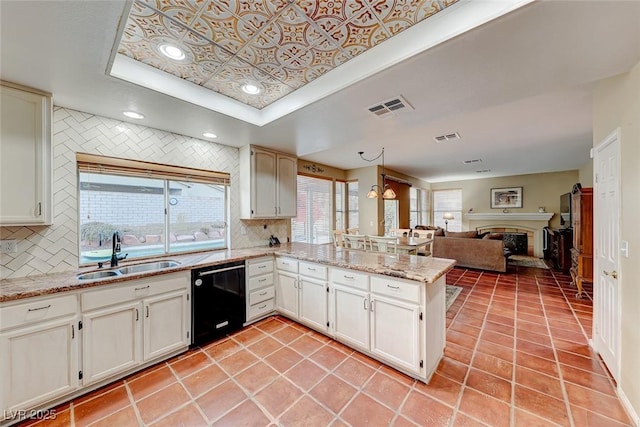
[570,183,593,297]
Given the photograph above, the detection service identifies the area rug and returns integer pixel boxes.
[446,285,463,311]
[509,255,549,269]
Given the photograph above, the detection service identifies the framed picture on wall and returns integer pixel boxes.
[491,187,523,209]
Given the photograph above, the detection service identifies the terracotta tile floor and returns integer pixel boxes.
[20,265,633,426]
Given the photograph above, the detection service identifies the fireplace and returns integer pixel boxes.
[466,212,554,257]
[503,232,528,255]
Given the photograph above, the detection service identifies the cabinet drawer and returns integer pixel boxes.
[248,273,274,291]
[248,259,274,277]
[248,299,274,320]
[249,286,275,305]
[276,257,298,273]
[299,261,327,280]
[331,268,369,291]
[0,294,77,331]
[82,272,189,312]
[371,276,420,304]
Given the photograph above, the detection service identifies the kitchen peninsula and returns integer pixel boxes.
[0,243,455,420]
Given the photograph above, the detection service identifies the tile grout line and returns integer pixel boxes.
[536,270,576,427]
[449,269,500,427]
[510,268,520,427]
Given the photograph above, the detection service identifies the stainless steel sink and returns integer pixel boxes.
[116,260,180,275]
[77,260,181,280]
[77,270,121,280]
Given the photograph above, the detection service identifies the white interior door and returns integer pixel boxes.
[593,128,621,382]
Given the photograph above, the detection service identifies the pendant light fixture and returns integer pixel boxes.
[358,147,396,199]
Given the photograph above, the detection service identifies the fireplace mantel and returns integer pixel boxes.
[466,212,554,221]
[465,212,554,257]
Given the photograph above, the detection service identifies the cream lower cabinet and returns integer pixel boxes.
[330,268,445,381]
[332,269,370,352]
[81,272,190,386]
[246,257,276,323]
[275,258,329,332]
[0,295,79,413]
[370,294,420,374]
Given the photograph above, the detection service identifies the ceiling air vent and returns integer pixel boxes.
[433,132,461,143]
[367,96,414,119]
[462,159,482,164]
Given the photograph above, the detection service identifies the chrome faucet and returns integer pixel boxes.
[110,231,127,267]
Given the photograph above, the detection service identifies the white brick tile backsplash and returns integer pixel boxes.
[0,107,291,279]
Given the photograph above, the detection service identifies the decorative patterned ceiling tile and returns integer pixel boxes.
[414,0,444,23]
[120,39,215,85]
[330,8,390,54]
[126,2,186,42]
[117,0,458,109]
[233,0,290,22]
[279,68,309,89]
[138,0,205,27]
[189,14,247,53]
[276,44,314,70]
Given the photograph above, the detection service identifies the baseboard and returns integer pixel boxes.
[590,339,639,426]
[618,386,640,427]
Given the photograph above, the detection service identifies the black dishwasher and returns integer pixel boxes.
[191,261,246,347]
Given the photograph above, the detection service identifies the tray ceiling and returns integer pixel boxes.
[116,0,458,111]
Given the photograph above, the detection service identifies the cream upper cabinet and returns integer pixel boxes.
[239,145,297,219]
[0,82,52,225]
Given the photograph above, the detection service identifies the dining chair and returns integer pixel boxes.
[332,230,345,248]
[343,234,367,250]
[390,228,411,237]
[417,230,435,256]
[367,235,398,254]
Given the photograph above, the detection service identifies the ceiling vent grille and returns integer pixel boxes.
[462,159,482,164]
[433,132,461,143]
[367,96,413,119]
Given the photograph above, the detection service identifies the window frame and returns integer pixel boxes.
[433,188,462,232]
[77,153,230,266]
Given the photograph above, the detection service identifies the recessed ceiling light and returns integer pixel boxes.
[241,83,261,95]
[203,132,217,139]
[123,111,144,119]
[158,43,185,60]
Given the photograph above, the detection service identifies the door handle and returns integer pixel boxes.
[604,270,618,279]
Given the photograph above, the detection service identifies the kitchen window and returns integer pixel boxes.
[292,175,332,244]
[77,153,229,265]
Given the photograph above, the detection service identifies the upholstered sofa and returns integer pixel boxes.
[432,231,507,272]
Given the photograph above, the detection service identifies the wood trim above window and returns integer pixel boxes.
[77,153,230,185]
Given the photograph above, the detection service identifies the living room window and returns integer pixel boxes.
[335,180,359,232]
[433,189,462,231]
[410,187,429,228]
[77,153,229,265]
[292,175,332,244]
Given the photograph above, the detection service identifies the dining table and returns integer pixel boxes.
[393,236,433,255]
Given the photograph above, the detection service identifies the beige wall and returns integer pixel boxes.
[430,171,579,230]
[578,160,594,187]
[593,63,640,421]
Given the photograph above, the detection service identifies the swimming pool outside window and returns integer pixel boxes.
[77,153,229,265]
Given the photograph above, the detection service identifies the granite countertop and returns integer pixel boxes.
[0,243,456,303]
